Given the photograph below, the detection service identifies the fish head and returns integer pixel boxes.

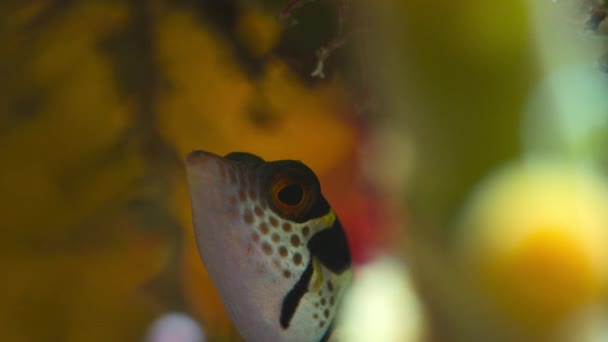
[186,150,352,342]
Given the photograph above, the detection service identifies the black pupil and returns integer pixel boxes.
[277,184,304,206]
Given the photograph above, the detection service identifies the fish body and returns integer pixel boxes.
[186,151,352,342]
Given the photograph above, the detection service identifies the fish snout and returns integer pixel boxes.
[186,150,220,167]
[185,150,226,182]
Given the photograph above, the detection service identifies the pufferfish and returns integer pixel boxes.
[185,151,352,342]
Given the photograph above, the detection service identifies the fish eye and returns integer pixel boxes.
[277,183,304,206]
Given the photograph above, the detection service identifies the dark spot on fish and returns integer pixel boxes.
[307,218,351,274]
[319,321,326,328]
[293,253,302,265]
[249,189,257,200]
[324,309,329,319]
[259,222,269,235]
[282,222,292,232]
[254,206,264,217]
[280,259,313,329]
[272,233,280,243]
[279,246,288,258]
[283,270,291,278]
[290,234,300,247]
[313,313,319,320]
[302,226,310,237]
[262,242,273,256]
[269,216,279,227]
[327,281,333,292]
[252,232,260,243]
[321,298,326,306]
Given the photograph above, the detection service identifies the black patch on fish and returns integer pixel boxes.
[307,219,351,274]
[224,152,264,165]
[319,322,334,342]
[291,195,331,223]
[280,259,314,329]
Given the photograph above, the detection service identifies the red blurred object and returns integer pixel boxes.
[319,119,399,265]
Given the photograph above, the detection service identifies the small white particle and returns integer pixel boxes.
[144,312,206,342]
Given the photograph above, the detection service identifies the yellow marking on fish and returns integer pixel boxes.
[311,257,325,293]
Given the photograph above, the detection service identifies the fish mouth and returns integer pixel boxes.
[186,150,221,166]
[185,150,227,185]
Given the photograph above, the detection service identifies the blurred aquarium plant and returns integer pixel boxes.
[358,0,608,341]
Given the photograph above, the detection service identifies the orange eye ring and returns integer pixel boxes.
[275,183,305,207]
[265,164,320,221]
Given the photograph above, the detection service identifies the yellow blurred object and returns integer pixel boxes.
[236,9,281,56]
[0,2,137,241]
[458,161,608,332]
[506,228,597,315]
[0,213,167,342]
[157,11,355,175]
[0,3,169,341]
